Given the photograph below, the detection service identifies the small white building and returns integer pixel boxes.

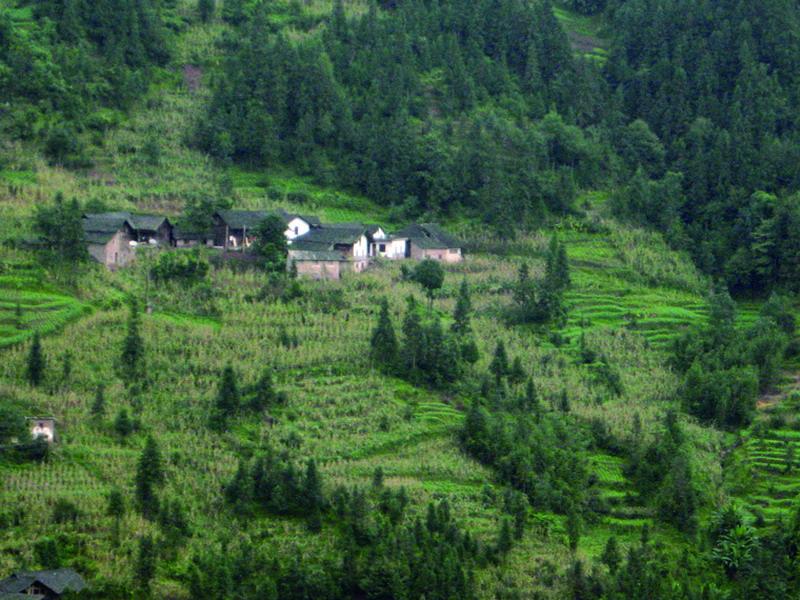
[28,417,56,443]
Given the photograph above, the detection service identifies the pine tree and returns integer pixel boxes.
[401,296,424,375]
[135,535,157,593]
[302,459,324,513]
[371,298,398,372]
[249,368,276,412]
[509,356,525,385]
[489,340,509,383]
[601,536,621,574]
[451,279,472,336]
[119,299,145,390]
[114,408,133,437]
[198,0,214,22]
[107,488,125,546]
[60,352,72,388]
[210,365,239,430]
[524,378,540,418]
[26,331,45,387]
[496,518,513,556]
[566,510,581,552]
[91,385,106,418]
[135,435,164,519]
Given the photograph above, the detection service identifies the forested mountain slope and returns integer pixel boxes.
[1,0,800,599]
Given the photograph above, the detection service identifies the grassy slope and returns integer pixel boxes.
[0,1,794,597]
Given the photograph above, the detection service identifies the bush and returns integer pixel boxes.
[151,250,210,285]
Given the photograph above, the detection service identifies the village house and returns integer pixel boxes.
[82,213,137,269]
[393,223,463,262]
[83,212,177,269]
[28,417,56,443]
[0,568,86,599]
[212,210,322,250]
[173,226,214,248]
[288,223,373,279]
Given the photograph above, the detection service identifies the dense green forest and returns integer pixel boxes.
[3,0,800,598]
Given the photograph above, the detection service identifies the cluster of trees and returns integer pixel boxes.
[1,0,171,160]
[371,285,479,388]
[672,287,793,429]
[198,0,607,231]
[510,235,571,324]
[209,365,285,430]
[215,451,527,599]
[606,0,800,292]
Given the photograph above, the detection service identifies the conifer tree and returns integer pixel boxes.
[135,535,157,593]
[135,435,164,519]
[451,279,472,336]
[26,331,45,387]
[371,298,398,372]
[198,0,214,22]
[509,356,525,385]
[496,518,513,556]
[566,510,581,552]
[249,368,276,412]
[91,385,106,417]
[601,536,621,574]
[107,488,125,547]
[302,459,324,513]
[114,408,133,437]
[401,296,424,375]
[210,365,239,430]
[119,299,145,390]
[489,340,509,383]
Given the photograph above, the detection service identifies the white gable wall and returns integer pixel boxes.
[285,217,312,240]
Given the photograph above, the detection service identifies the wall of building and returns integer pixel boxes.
[295,260,342,280]
[410,244,462,263]
[92,230,135,269]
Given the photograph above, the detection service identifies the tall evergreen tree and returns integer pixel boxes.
[26,331,45,387]
[451,279,472,336]
[135,535,157,593]
[119,299,146,391]
[135,435,164,519]
[210,365,239,430]
[371,298,398,372]
[489,340,509,383]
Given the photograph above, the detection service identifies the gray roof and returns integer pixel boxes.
[216,209,321,230]
[83,212,171,239]
[290,225,367,251]
[0,569,86,595]
[82,214,134,244]
[393,223,461,249]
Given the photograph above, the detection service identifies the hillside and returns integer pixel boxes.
[2,0,800,599]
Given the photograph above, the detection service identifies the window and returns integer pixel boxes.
[379,244,386,252]
[449,248,459,254]
[294,226,299,234]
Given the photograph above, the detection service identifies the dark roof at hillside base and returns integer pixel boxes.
[216,210,321,230]
[393,223,461,249]
[82,214,133,244]
[0,568,86,596]
[82,212,172,243]
[290,225,367,251]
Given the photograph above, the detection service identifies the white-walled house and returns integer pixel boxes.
[288,224,371,279]
[29,417,56,443]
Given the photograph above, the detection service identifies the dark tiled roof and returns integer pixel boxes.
[215,209,321,230]
[82,214,133,244]
[83,212,171,238]
[0,569,85,595]
[214,210,271,229]
[393,223,461,249]
[130,215,170,232]
[291,225,366,250]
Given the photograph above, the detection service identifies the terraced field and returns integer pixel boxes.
[0,264,91,348]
